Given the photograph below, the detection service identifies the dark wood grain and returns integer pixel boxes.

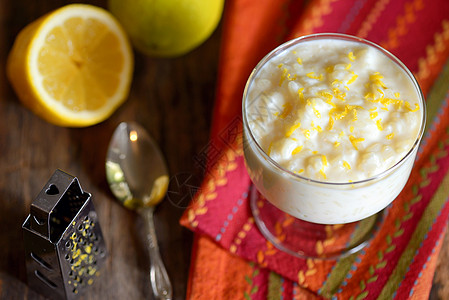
[0,0,218,299]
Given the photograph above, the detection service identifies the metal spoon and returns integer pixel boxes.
[105,121,172,300]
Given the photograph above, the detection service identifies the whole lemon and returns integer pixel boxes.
[108,0,224,57]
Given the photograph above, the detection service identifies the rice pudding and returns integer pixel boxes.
[243,34,425,224]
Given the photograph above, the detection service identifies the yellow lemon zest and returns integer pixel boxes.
[298,88,305,102]
[376,119,383,131]
[348,52,356,61]
[321,155,328,166]
[279,102,292,119]
[352,108,358,121]
[287,73,297,81]
[318,91,333,102]
[279,68,288,86]
[319,169,327,179]
[349,135,364,150]
[303,129,311,139]
[404,101,420,112]
[328,115,334,130]
[370,72,383,81]
[292,146,303,155]
[331,79,341,86]
[306,72,323,80]
[347,73,358,85]
[286,122,301,137]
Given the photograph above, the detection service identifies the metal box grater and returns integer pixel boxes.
[22,169,107,299]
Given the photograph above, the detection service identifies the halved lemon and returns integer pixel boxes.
[7,4,134,127]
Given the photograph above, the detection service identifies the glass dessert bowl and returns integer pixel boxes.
[242,33,426,259]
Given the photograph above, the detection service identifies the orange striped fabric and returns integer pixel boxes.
[180,0,449,298]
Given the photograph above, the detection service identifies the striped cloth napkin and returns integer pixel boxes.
[180,0,449,298]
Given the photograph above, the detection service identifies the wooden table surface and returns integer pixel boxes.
[0,0,218,299]
[0,1,448,299]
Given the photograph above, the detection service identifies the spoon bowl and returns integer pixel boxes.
[106,121,172,299]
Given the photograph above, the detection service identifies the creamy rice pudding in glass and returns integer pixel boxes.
[242,33,426,258]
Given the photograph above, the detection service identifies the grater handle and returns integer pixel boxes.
[30,170,76,239]
[140,207,173,300]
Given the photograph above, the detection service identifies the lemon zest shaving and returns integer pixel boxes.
[349,135,364,150]
[386,133,394,139]
[404,101,420,112]
[376,119,383,131]
[307,98,321,118]
[286,122,301,137]
[370,72,383,81]
[347,73,358,85]
[319,169,327,179]
[297,57,303,65]
[343,161,351,169]
[306,72,323,80]
[303,129,311,139]
[298,88,305,102]
[279,68,288,86]
[348,52,356,61]
[287,73,297,81]
[318,91,333,101]
[352,108,358,121]
[370,72,387,89]
[365,92,375,101]
[333,88,346,101]
[331,79,341,86]
[291,146,303,155]
[328,116,334,130]
[321,155,328,166]
[279,102,292,119]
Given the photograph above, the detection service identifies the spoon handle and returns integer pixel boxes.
[141,207,173,300]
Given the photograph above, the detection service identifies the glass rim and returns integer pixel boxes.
[242,33,427,187]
